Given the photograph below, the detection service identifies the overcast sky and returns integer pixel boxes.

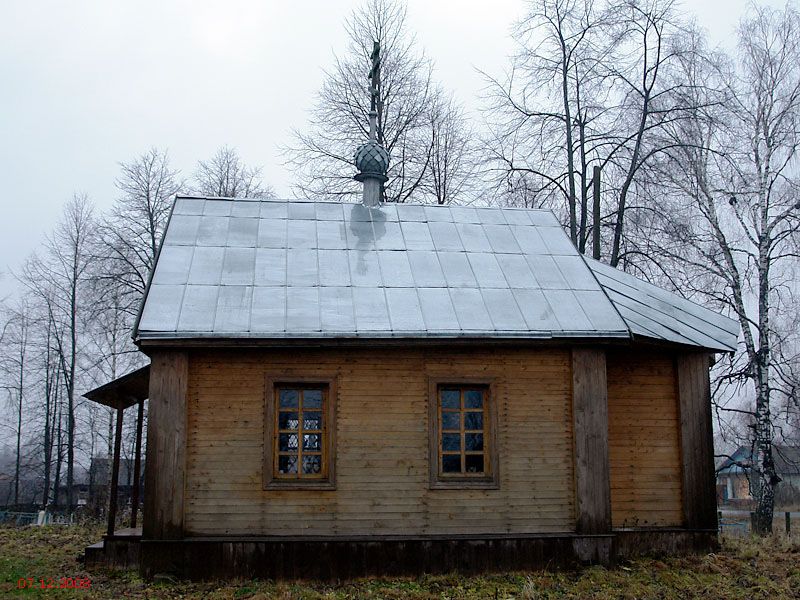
[0,0,787,297]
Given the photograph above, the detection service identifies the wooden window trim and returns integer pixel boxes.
[264,375,337,490]
[428,377,499,490]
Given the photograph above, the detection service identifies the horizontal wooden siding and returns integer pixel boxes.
[184,347,575,536]
[607,350,684,528]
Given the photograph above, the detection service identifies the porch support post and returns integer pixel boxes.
[130,397,145,529]
[142,351,188,540]
[676,352,717,530]
[571,348,612,535]
[107,405,124,538]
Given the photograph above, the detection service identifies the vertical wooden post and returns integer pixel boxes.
[130,398,145,529]
[142,351,188,540]
[107,405,124,538]
[572,348,612,535]
[677,353,718,530]
[786,512,791,535]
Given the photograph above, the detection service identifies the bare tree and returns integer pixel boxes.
[83,282,141,515]
[192,146,274,199]
[483,0,698,261]
[38,308,61,507]
[426,93,477,204]
[649,3,800,533]
[19,194,95,511]
[0,300,30,505]
[287,0,466,204]
[482,0,608,242]
[97,148,182,315]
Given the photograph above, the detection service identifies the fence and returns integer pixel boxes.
[718,510,796,536]
[0,510,75,527]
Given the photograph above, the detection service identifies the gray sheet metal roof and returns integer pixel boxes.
[586,259,738,352]
[135,196,737,351]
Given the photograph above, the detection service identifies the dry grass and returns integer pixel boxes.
[1,524,799,599]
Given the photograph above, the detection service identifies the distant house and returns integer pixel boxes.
[87,456,141,513]
[717,445,800,505]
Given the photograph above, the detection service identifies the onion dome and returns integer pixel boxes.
[354,140,389,183]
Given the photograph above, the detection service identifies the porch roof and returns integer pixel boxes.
[83,365,150,410]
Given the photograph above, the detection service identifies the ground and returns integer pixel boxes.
[1,524,799,599]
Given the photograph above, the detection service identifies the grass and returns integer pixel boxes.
[1,524,799,599]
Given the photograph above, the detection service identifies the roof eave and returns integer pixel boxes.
[135,331,637,349]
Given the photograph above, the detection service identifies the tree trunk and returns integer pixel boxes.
[53,403,62,510]
[43,366,59,508]
[13,317,26,507]
[560,40,577,244]
[753,226,777,534]
[610,96,649,267]
[14,393,21,505]
[577,118,588,253]
[66,259,78,512]
[592,165,601,260]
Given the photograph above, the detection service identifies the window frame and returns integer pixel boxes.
[264,375,337,490]
[428,377,499,490]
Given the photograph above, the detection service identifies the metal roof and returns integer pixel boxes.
[717,445,800,475]
[135,196,737,351]
[586,259,738,352]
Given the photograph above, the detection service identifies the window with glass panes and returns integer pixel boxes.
[274,386,327,479]
[438,386,489,476]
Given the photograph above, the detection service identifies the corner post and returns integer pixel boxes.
[142,351,188,540]
[676,352,717,530]
[571,349,612,536]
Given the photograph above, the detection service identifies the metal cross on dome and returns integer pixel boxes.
[353,40,389,205]
[368,41,380,116]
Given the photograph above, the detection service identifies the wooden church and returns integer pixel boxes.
[83,46,738,580]
[84,190,737,578]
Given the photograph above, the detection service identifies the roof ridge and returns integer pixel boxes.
[175,195,558,213]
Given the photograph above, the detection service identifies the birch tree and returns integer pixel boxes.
[650,3,800,533]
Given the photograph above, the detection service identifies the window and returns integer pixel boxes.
[428,380,498,489]
[264,378,336,489]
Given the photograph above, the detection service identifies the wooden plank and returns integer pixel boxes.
[676,352,717,529]
[143,350,188,540]
[607,350,684,528]
[183,347,576,536]
[571,348,611,535]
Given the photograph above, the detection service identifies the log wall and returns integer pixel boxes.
[183,347,576,536]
